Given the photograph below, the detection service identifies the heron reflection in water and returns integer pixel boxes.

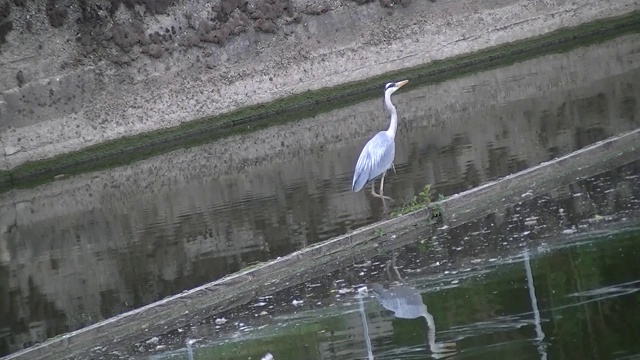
[368,283,457,358]
[356,251,456,359]
[352,80,409,201]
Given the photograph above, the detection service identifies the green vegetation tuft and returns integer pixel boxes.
[2,10,640,194]
[391,184,435,217]
[431,193,446,218]
[417,236,434,255]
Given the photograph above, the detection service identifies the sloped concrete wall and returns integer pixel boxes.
[0,0,638,169]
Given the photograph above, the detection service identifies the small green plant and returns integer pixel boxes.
[391,184,433,217]
[374,228,384,237]
[417,239,427,255]
[431,202,442,218]
[431,196,444,218]
[426,193,446,225]
[416,236,434,255]
[431,206,442,218]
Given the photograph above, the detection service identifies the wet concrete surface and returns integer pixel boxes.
[1,34,640,358]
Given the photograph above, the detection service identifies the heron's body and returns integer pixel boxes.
[351,131,395,192]
[351,80,408,199]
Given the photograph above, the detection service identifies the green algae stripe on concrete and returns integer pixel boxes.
[1,10,640,194]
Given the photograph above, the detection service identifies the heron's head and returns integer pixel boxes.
[384,80,409,95]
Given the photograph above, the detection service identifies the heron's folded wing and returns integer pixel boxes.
[352,132,395,192]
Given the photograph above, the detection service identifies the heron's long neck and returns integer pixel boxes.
[384,92,398,139]
[422,311,438,353]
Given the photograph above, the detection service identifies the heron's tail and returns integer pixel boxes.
[352,164,371,192]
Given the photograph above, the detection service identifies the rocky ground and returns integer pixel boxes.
[1,0,408,88]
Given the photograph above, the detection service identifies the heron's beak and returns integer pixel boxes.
[396,79,409,89]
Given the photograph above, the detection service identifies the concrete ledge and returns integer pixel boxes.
[4,128,639,360]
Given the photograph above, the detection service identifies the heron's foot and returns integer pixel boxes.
[372,193,394,202]
[370,188,393,201]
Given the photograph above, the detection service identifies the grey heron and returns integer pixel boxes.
[352,80,409,200]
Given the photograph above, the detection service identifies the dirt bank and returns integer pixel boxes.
[1,0,638,170]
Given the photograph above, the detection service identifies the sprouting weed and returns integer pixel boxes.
[432,204,442,218]
[416,237,434,255]
[417,239,427,255]
[391,184,434,217]
[432,194,446,218]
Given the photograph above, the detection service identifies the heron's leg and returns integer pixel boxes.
[384,250,404,284]
[370,179,389,199]
[391,163,397,174]
[379,171,393,201]
[370,177,392,201]
[371,181,380,197]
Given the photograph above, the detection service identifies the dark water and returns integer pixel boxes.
[140,158,640,360]
[148,228,640,360]
[1,35,640,357]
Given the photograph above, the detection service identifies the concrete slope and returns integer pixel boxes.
[0,0,638,169]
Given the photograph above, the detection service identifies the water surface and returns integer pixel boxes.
[141,159,640,360]
[148,230,640,360]
[1,35,640,357]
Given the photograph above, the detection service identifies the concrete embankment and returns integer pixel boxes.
[1,0,638,173]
